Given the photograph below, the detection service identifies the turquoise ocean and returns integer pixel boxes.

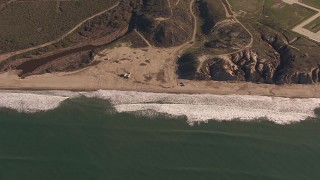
[0,93,320,180]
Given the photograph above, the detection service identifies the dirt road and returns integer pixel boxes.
[190,0,197,42]
[0,2,120,62]
[224,0,254,49]
[0,0,318,98]
[134,29,152,47]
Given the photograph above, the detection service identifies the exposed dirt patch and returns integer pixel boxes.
[90,46,178,87]
[272,2,286,9]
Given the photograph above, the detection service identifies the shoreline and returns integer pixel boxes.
[0,0,319,99]
[0,47,318,99]
[0,89,319,125]
[0,79,319,99]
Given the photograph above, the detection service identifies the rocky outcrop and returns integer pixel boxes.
[275,70,318,84]
[194,48,279,83]
[189,30,320,84]
[207,57,245,81]
[191,46,320,84]
[263,34,320,84]
[230,49,279,83]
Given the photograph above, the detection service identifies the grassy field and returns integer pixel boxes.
[0,0,10,7]
[142,0,170,18]
[175,0,189,9]
[195,0,225,36]
[0,0,10,9]
[228,0,263,13]
[205,0,226,20]
[300,0,320,9]
[228,0,316,33]
[304,16,320,33]
[190,0,319,53]
[259,0,316,30]
[0,0,118,53]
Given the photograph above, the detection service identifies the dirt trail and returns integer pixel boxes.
[0,2,120,62]
[190,0,197,42]
[0,0,195,62]
[221,0,232,17]
[225,0,253,48]
[195,0,255,68]
[0,0,318,98]
[0,0,15,11]
[167,0,173,16]
[90,0,199,89]
[215,0,253,57]
[134,29,152,47]
[92,0,197,87]
[55,0,61,13]
[175,0,181,6]
[174,0,197,51]
[195,0,250,59]
[155,0,174,21]
[148,0,197,55]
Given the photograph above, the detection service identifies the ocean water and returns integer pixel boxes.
[0,91,320,180]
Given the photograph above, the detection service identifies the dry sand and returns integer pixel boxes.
[0,46,319,98]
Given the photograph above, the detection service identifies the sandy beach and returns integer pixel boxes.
[0,46,319,98]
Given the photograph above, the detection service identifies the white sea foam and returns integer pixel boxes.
[86,90,320,125]
[0,90,319,124]
[0,92,69,113]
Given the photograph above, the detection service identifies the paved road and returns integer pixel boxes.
[282,0,320,42]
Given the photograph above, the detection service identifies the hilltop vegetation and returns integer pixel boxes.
[0,0,118,53]
[177,0,320,84]
[135,0,193,47]
[0,0,320,84]
[300,0,320,9]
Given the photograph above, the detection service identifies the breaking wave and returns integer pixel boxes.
[0,90,319,124]
[0,91,69,113]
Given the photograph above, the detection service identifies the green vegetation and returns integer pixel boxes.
[0,0,118,53]
[175,0,189,9]
[188,0,249,56]
[183,0,320,84]
[194,0,226,44]
[228,0,263,13]
[177,53,199,79]
[201,0,226,25]
[142,0,170,18]
[136,0,193,47]
[194,0,226,35]
[304,16,320,32]
[0,0,10,10]
[300,0,320,9]
[99,31,148,49]
[0,0,319,84]
[259,0,316,30]
[229,0,318,30]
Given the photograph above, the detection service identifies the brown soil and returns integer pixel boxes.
[0,46,318,98]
